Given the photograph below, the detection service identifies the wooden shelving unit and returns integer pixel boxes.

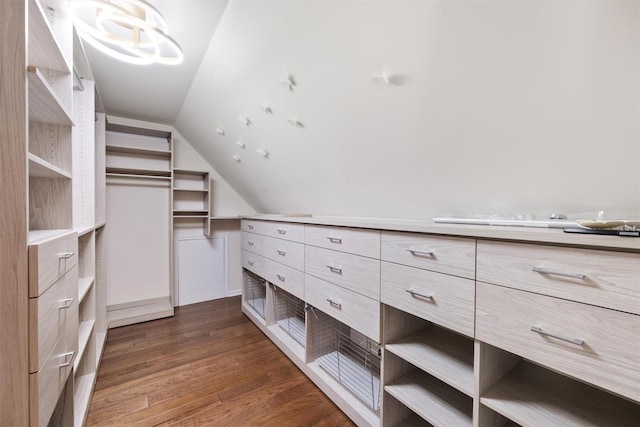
[172,168,211,236]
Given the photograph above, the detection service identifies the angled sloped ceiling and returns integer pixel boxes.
[174,0,640,220]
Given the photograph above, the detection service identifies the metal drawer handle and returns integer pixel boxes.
[248,260,254,266]
[58,298,75,309]
[247,241,254,246]
[531,326,584,346]
[326,236,342,244]
[276,274,285,282]
[58,252,75,259]
[277,229,286,235]
[405,248,434,257]
[532,267,586,281]
[405,289,433,300]
[327,265,343,274]
[277,250,286,256]
[326,298,342,309]
[248,224,254,230]
[58,351,75,368]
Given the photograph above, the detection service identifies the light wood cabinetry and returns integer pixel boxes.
[241,217,640,427]
[173,168,212,236]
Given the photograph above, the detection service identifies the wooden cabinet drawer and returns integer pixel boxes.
[28,231,78,297]
[29,265,78,373]
[242,232,304,271]
[476,282,640,402]
[306,274,380,341]
[264,258,305,300]
[477,241,640,315]
[305,225,380,258]
[305,245,380,300]
[29,319,78,427]
[381,261,475,337]
[381,231,475,279]
[242,220,304,243]
[242,249,268,279]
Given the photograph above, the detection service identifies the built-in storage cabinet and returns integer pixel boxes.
[172,169,211,235]
[241,218,640,427]
[105,125,172,178]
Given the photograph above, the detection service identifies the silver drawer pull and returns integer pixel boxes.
[405,248,434,257]
[247,241,254,246]
[248,224,255,230]
[277,250,286,256]
[58,298,75,309]
[58,252,75,259]
[326,298,342,309]
[58,351,75,368]
[248,260,254,266]
[326,236,342,244]
[532,267,586,281]
[531,326,584,346]
[405,289,433,300]
[277,229,286,235]
[327,265,343,274]
[276,274,285,282]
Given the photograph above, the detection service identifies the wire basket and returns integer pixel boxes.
[243,269,266,319]
[312,307,381,412]
[272,285,306,347]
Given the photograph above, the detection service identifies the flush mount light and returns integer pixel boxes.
[70,0,184,65]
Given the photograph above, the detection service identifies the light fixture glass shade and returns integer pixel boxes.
[70,0,184,65]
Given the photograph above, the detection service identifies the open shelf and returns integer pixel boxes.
[106,144,171,157]
[27,66,73,125]
[78,277,95,303]
[481,361,640,426]
[28,0,70,73]
[105,167,171,177]
[385,326,474,397]
[107,297,173,329]
[27,229,73,245]
[28,153,72,179]
[75,320,95,372]
[73,373,96,427]
[385,368,473,427]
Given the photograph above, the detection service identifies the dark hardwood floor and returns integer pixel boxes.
[87,296,355,426]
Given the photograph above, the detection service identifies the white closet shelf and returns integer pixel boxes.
[385,369,473,427]
[105,144,171,157]
[481,361,640,426]
[173,168,208,175]
[28,153,72,179]
[107,298,173,329]
[105,167,171,178]
[78,277,95,303]
[75,320,95,372]
[173,188,209,193]
[27,66,74,125]
[28,0,71,73]
[73,372,96,427]
[385,326,474,397]
[210,216,241,220]
[28,229,74,245]
[75,225,95,237]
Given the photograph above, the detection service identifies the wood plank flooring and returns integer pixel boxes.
[87,296,356,426]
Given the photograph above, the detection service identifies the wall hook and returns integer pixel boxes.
[258,104,272,114]
[238,115,251,126]
[232,154,241,162]
[215,128,225,135]
[256,146,270,158]
[236,140,246,149]
[371,70,390,85]
[287,118,303,129]
[279,74,295,91]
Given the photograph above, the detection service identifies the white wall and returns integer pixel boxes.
[175,0,640,220]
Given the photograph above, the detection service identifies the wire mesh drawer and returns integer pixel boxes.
[272,285,306,347]
[312,307,381,412]
[243,269,266,319]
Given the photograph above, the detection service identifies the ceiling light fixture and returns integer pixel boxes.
[70,0,184,65]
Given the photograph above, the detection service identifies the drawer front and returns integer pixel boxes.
[28,231,78,297]
[477,241,640,315]
[306,274,380,341]
[242,220,304,243]
[305,245,380,300]
[29,265,78,373]
[305,225,380,258]
[381,231,476,279]
[29,320,78,427]
[381,261,475,337]
[242,232,304,271]
[264,259,305,300]
[242,249,268,279]
[476,282,640,402]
